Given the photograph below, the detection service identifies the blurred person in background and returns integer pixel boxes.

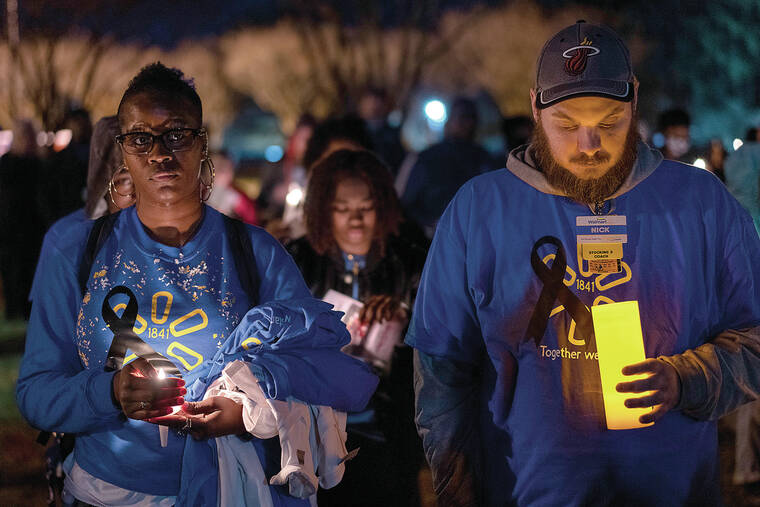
[0,119,46,320]
[33,115,136,237]
[205,150,258,225]
[86,117,135,219]
[399,96,497,238]
[725,132,760,234]
[268,115,374,243]
[706,138,727,182]
[258,114,315,223]
[746,127,760,144]
[502,115,535,153]
[287,149,427,507]
[300,114,428,250]
[358,87,406,176]
[43,108,93,226]
[302,114,374,171]
[657,108,693,163]
[496,114,535,172]
[32,115,135,258]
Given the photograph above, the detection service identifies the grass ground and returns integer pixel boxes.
[0,319,26,354]
[0,351,48,506]
[0,317,48,506]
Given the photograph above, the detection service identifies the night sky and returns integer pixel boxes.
[19,0,504,48]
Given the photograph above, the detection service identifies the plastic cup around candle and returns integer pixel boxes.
[157,368,183,447]
[591,301,655,430]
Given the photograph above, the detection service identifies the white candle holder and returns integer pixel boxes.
[157,368,182,447]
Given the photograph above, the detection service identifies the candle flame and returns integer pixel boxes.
[157,368,166,379]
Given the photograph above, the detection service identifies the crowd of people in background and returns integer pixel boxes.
[3,95,757,325]
[2,44,760,505]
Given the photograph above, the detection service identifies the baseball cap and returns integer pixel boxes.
[535,20,634,109]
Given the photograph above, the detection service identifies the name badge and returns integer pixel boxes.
[577,216,626,274]
[576,215,627,244]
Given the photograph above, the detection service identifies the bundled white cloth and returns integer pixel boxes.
[206,360,353,505]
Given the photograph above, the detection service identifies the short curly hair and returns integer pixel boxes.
[305,149,401,256]
[117,62,202,127]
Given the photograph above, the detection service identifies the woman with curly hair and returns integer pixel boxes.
[287,149,428,506]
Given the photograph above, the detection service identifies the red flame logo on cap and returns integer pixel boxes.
[563,37,600,76]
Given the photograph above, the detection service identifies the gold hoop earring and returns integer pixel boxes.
[108,180,130,209]
[197,132,214,202]
[199,156,215,202]
[108,166,135,209]
[110,166,134,198]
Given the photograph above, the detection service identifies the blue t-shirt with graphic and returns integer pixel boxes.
[407,160,760,505]
[17,205,310,495]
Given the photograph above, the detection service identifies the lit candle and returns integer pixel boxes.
[592,301,654,430]
[157,368,182,447]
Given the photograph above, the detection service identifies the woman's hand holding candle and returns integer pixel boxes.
[112,357,187,420]
[148,396,246,440]
[615,358,682,424]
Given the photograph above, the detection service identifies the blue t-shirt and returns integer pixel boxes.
[17,205,310,495]
[407,160,760,505]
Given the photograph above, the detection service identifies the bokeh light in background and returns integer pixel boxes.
[53,129,72,152]
[285,186,304,207]
[264,144,284,163]
[424,100,447,127]
[0,131,13,156]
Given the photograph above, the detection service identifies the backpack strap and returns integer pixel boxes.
[78,211,120,298]
[222,214,260,307]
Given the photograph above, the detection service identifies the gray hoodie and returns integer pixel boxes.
[506,140,663,200]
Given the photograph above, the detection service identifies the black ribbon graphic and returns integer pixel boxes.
[524,236,594,347]
[102,285,181,377]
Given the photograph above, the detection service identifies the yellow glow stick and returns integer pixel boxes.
[592,301,654,430]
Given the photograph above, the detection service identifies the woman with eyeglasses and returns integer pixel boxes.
[287,149,428,507]
[17,63,376,506]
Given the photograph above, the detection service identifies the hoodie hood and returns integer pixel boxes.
[506,140,663,201]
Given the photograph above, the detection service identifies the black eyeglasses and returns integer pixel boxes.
[115,128,205,155]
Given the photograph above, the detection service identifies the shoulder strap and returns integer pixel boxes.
[78,211,120,298]
[222,214,260,307]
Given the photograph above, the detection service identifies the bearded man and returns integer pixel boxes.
[406,21,760,506]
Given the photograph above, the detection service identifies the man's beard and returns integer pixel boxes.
[533,116,640,205]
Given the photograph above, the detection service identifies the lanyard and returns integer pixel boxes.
[341,252,366,300]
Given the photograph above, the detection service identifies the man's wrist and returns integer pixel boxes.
[657,356,685,410]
